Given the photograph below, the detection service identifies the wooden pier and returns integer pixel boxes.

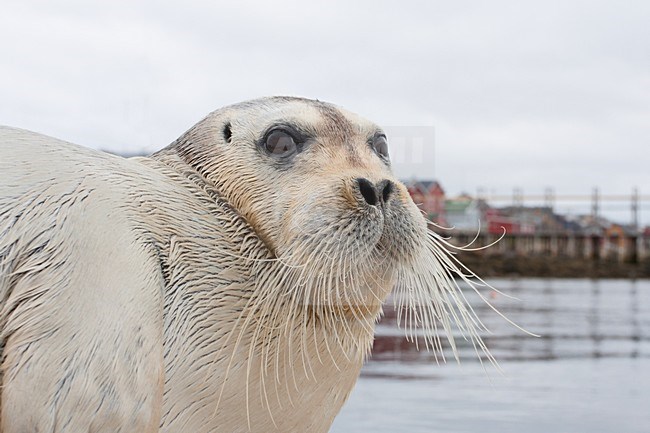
[447,231,650,264]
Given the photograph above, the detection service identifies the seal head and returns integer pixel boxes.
[155,97,426,323]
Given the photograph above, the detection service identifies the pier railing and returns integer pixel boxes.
[444,231,650,263]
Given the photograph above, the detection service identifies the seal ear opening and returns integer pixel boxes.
[223,122,232,143]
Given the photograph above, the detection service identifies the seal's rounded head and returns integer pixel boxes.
[167,96,426,310]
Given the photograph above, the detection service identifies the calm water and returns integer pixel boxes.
[331,278,650,433]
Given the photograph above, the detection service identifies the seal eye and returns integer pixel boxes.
[372,135,389,160]
[264,130,297,157]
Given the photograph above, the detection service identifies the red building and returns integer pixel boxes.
[486,209,520,234]
[485,208,536,235]
[405,180,447,225]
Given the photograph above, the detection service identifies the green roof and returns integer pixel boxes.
[445,200,472,213]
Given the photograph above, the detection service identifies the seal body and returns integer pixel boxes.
[0,97,490,432]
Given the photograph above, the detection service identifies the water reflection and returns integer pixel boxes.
[332,279,650,433]
[371,278,650,365]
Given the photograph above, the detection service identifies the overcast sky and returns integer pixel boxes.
[1,0,648,224]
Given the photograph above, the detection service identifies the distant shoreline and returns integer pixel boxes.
[457,252,650,279]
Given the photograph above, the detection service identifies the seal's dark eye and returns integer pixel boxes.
[372,135,389,160]
[264,130,297,157]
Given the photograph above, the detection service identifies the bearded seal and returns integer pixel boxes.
[0,97,503,432]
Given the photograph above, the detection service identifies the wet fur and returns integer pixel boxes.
[0,97,500,432]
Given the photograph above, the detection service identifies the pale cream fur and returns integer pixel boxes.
[0,97,498,432]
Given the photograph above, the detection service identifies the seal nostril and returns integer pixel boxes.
[382,180,394,203]
[357,178,378,206]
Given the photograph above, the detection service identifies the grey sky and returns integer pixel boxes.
[1,0,649,224]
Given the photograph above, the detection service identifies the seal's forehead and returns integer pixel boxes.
[226,97,381,138]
